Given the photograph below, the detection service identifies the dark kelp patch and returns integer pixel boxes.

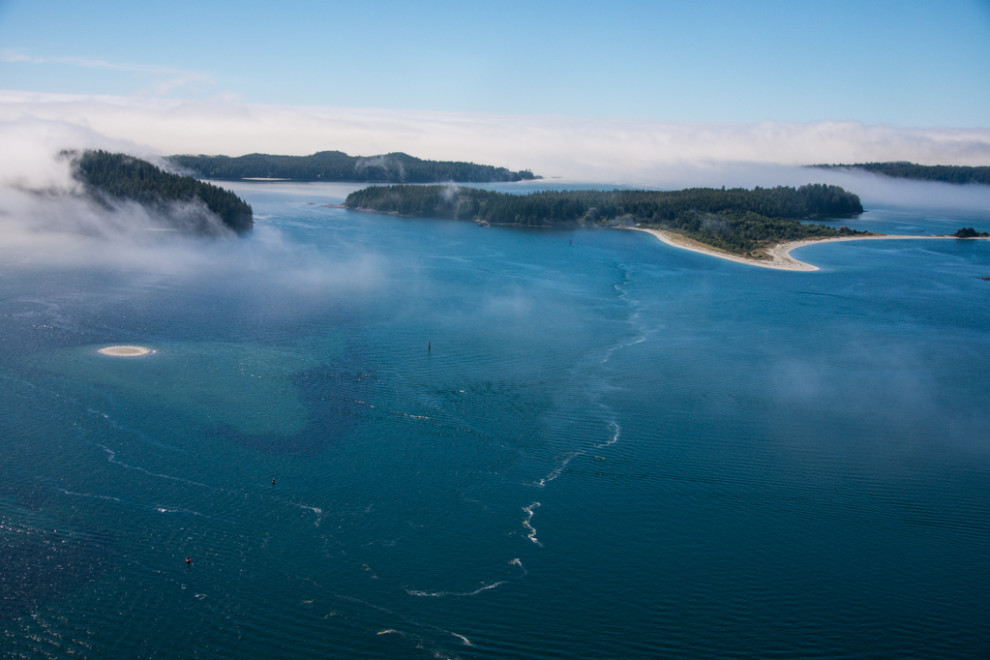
[207,358,374,455]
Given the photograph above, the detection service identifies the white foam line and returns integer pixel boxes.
[536,455,570,487]
[286,501,325,526]
[509,557,529,576]
[536,419,622,487]
[336,594,473,651]
[600,264,652,366]
[52,486,122,503]
[602,420,621,448]
[522,502,543,546]
[154,506,205,517]
[450,632,473,646]
[53,484,208,517]
[407,556,531,600]
[96,443,210,488]
[600,331,651,365]
[387,409,433,421]
[84,408,174,449]
[93,444,330,525]
[406,580,506,598]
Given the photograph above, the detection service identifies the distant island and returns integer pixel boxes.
[344,183,865,259]
[70,150,253,234]
[811,161,990,185]
[168,151,538,184]
[953,227,989,238]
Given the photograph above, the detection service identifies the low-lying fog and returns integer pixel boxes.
[1,118,988,283]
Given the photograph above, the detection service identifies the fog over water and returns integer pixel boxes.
[2,2,989,654]
[3,115,989,277]
[2,103,990,658]
[3,90,990,181]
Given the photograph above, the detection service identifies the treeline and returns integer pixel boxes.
[71,150,253,233]
[168,151,538,183]
[345,184,864,255]
[814,162,990,185]
[953,227,989,238]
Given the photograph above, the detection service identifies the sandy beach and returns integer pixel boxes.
[98,345,154,357]
[629,227,985,272]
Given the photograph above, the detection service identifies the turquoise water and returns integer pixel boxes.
[2,182,989,658]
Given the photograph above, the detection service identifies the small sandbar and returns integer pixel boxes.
[98,345,155,357]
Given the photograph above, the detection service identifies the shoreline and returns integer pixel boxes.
[629,227,986,272]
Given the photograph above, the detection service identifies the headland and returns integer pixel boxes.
[631,228,988,271]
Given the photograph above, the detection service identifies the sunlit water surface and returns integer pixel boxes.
[2,181,989,658]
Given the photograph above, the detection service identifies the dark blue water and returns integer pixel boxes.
[2,182,989,658]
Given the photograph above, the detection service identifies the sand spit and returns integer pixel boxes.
[630,228,987,272]
[98,345,154,357]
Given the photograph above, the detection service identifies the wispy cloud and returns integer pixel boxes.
[0,49,215,96]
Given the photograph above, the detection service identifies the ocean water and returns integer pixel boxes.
[2,181,989,658]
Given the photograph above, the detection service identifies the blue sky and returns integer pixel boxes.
[2,0,988,127]
[1,0,989,178]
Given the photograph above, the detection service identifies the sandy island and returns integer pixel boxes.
[629,227,986,272]
[98,345,155,357]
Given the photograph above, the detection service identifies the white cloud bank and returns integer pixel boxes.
[1,89,987,280]
[2,90,989,187]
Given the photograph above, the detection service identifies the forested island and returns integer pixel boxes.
[344,184,864,257]
[812,162,990,185]
[953,227,989,238]
[70,150,253,234]
[168,151,537,184]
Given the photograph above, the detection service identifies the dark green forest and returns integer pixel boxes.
[168,151,537,183]
[953,227,989,238]
[345,184,864,255]
[71,150,253,233]
[813,162,990,185]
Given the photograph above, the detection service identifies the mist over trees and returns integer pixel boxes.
[168,151,538,183]
[345,184,864,255]
[813,162,990,185]
[70,150,253,234]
